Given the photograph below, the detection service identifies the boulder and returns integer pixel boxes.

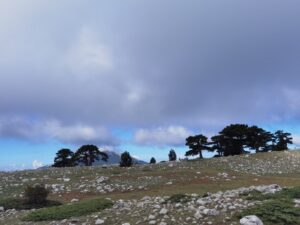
[240,215,263,225]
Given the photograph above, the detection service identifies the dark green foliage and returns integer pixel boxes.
[239,187,300,225]
[53,148,75,167]
[168,149,177,161]
[188,124,293,158]
[120,151,133,167]
[247,126,273,153]
[24,184,50,205]
[273,130,293,151]
[0,198,61,210]
[165,193,191,203]
[150,157,156,164]
[239,200,300,225]
[185,134,209,159]
[22,198,113,221]
[74,145,108,166]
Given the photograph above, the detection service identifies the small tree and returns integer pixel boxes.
[53,148,75,167]
[74,145,108,166]
[120,151,133,167]
[168,149,177,161]
[150,157,156,164]
[24,184,49,205]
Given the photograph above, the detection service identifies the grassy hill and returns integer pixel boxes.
[0,150,300,225]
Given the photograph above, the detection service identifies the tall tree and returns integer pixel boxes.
[272,130,293,151]
[74,145,108,166]
[247,126,273,152]
[218,124,249,156]
[168,149,177,161]
[150,157,156,164]
[53,148,75,167]
[185,134,209,159]
[120,151,133,167]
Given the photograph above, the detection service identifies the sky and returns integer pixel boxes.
[1,0,300,170]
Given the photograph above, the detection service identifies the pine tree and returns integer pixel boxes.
[120,151,133,167]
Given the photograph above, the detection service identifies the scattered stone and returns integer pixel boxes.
[95,219,105,224]
[240,215,264,225]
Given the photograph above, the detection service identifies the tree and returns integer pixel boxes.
[217,124,249,156]
[210,135,226,157]
[185,134,209,159]
[120,151,133,167]
[272,130,293,151]
[150,157,156,164]
[247,126,273,152]
[53,148,75,167]
[168,149,177,161]
[74,145,108,166]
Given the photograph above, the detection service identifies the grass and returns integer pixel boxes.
[238,187,300,225]
[165,193,191,203]
[0,198,61,210]
[22,198,113,221]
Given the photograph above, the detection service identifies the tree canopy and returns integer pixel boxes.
[74,145,108,166]
[168,149,177,161]
[53,148,75,167]
[185,124,293,158]
[120,151,133,167]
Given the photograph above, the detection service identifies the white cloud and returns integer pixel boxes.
[134,126,192,146]
[32,160,43,169]
[293,135,300,147]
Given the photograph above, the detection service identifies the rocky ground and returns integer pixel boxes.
[0,150,300,225]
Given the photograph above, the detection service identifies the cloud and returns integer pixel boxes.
[134,126,192,146]
[32,160,43,169]
[0,0,299,145]
[0,117,118,146]
[293,135,300,147]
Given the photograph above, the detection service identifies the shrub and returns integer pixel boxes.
[24,184,50,205]
[165,193,191,203]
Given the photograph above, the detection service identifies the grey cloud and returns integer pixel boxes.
[0,0,300,142]
[0,117,119,146]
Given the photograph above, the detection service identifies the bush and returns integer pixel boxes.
[165,193,191,203]
[24,184,50,205]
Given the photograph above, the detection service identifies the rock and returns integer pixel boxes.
[149,220,156,224]
[95,219,105,224]
[194,211,203,219]
[122,223,130,225]
[240,215,264,225]
[148,215,156,220]
[0,206,4,212]
[159,208,168,215]
[159,222,167,225]
[71,198,79,203]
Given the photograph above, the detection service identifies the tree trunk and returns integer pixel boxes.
[199,150,203,159]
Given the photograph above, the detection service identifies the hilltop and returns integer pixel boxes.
[0,150,300,225]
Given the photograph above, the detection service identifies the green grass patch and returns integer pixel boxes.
[22,198,113,221]
[246,187,300,201]
[0,198,61,210]
[238,187,300,225]
[165,193,191,203]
